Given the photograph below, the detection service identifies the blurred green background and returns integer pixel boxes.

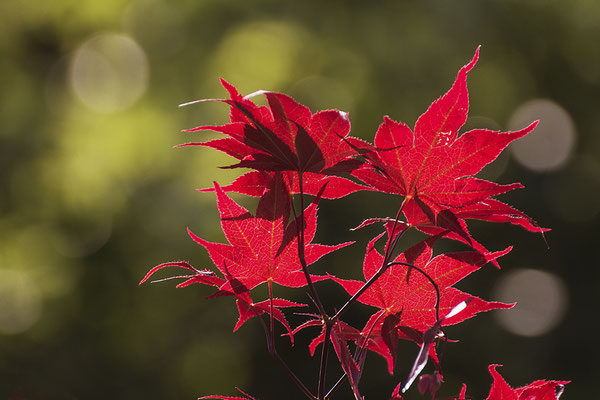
[1,0,598,399]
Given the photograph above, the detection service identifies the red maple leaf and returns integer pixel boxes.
[201,387,257,400]
[404,198,546,266]
[188,174,352,291]
[484,365,569,400]
[207,270,304,337]
[330,320,366,400]
[139,260,225,289]
[353,195,548,268]
[350,47,538,235]
[180,79,369,198]
[329,234,513,372]
[139,261,303,338]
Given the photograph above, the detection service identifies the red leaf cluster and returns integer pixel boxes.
[141,48,566,400]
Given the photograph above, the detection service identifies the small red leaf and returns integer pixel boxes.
[200,387,256,400]
[331,321,364,400]
[139,261,224,288]
[485,365,569,400]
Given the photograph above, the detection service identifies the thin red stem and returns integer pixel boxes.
[291,172,331,399]
[317,320,333,399]
[268,280,275,342]
[383,196,410,260]
[293,172,327,318]
[387,261,441,322]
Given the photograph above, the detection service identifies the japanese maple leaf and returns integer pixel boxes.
[179,79,369,198]
[330,234,513,372]
[206,269,303,336]
[188,173,352,291]
[401,197,547,238]
[354,193,548,269]
[139,261,302,338]
[351,47,538,229]
[484,365,568,400]
[405,198,548,259]
[139,260,225,289]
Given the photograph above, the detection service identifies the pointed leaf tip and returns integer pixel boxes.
[528,119,540,130]
[219,77,234,91]
[471,45,481,65]
[219,78,243,100]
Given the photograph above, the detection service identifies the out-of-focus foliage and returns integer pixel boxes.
[0,0,597,399]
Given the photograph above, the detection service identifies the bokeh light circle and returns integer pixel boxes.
[69,33,149,113]
[0,269,42,335]
[289,76,355,114]
[493,268,568,337]
[208,20,307,91]
[508,99,576,172]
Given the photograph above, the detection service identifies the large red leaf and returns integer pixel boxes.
[329,235,512,372]
[333,235,512,329]
[351,47,539,233]
[189,174,352,290]
[180,79,369,198]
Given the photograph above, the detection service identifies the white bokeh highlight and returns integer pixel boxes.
[69,33,149,113]
[493,268,568,337]
[509,99,576,172]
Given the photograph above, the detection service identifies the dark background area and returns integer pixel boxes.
[1,0,598,399]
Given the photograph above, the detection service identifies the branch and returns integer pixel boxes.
[292,173,327,318]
